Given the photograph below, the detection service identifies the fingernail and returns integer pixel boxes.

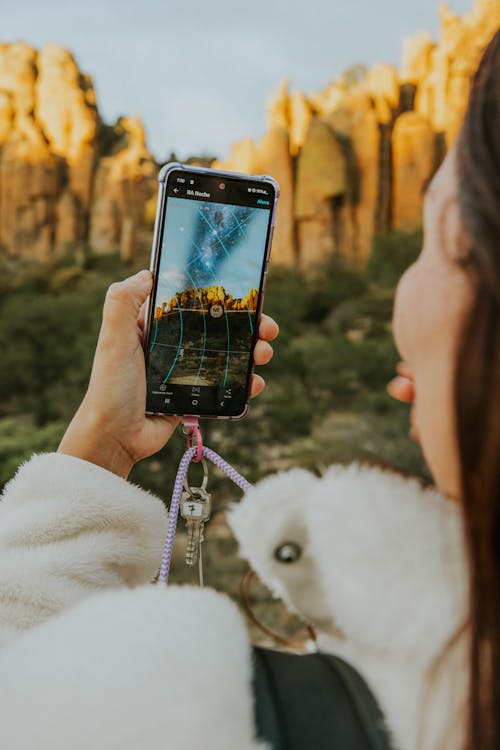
[133,269,152,282]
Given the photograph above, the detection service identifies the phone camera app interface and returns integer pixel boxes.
[146,170,273,417]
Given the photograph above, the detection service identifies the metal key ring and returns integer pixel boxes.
[183,456,209,495]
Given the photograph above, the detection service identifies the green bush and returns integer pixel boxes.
[303,254,368,322]
[0,418,66,489]
[366,229,422,287]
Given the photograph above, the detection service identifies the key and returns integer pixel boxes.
[180,487,211,566]
[182,488,211,566]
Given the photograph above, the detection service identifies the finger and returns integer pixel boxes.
[137,299,150,345]
[386,375,415,402]
[98,271,153,354]
[249,373,265,398]
[142,414,182,453]
[254,339,274,365]
[102,270,153,329]
[258,313,279,341]
[138,300,147,333]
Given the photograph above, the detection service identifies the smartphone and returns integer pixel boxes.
[144,162,279,419]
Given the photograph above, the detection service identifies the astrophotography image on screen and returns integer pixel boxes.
[146,192,271,417]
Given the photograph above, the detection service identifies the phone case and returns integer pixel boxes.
[144,162,280,420]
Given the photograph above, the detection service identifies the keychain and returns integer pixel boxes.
[180,457,211,586]
[181,466,211,566]
[158,417,252,586]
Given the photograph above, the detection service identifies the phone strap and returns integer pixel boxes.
[158,417,252,584]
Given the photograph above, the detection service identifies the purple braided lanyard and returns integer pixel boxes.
[158,445,252,584]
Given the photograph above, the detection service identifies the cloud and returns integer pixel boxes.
[159,269,185,286]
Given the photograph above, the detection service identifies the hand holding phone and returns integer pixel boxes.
[144,163,279,419]
[57,271,278,479]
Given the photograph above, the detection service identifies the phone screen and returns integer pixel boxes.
[145,167,276,418]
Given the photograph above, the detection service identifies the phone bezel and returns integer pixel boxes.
[143,162,279,421]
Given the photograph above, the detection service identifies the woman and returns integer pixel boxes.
[390,28,500,748]
[0,29,498,750]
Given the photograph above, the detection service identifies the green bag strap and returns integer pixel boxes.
[252,647,395,750]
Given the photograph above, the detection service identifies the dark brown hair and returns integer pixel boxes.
[455,28,500,750]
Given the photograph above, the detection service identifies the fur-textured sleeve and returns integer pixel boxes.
[227,461,468,662]
[227,463,470,750]
[0,584,268,750]
[0,452,168,649]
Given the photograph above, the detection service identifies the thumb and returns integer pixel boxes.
[102,270,153,328]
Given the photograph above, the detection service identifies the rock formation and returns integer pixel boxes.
[392,113,436,231]
[215,0,500,268]
[156,285,260,314]
[0,0,498,267]
[0,42,156,262]
[89,116,157,255]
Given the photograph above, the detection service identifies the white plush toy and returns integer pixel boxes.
[227,461,470,750]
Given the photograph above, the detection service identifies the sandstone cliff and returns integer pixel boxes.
[0,0,498,267]
[0,42,157,262]
[214,0,500,267]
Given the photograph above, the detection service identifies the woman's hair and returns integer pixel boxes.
[455,29,500,750]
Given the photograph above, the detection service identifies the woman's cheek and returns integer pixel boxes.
[392,263,421,364]
[392,253,462,498]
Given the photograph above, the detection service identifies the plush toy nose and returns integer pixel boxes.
[274,542,303,563]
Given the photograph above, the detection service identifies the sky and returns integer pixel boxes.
[1,0,474,161]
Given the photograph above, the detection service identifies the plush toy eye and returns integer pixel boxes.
[274,541,302,563]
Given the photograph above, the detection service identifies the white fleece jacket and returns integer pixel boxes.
[0,452,469,750]
[227,464,469,750]
[0,452,167,648]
